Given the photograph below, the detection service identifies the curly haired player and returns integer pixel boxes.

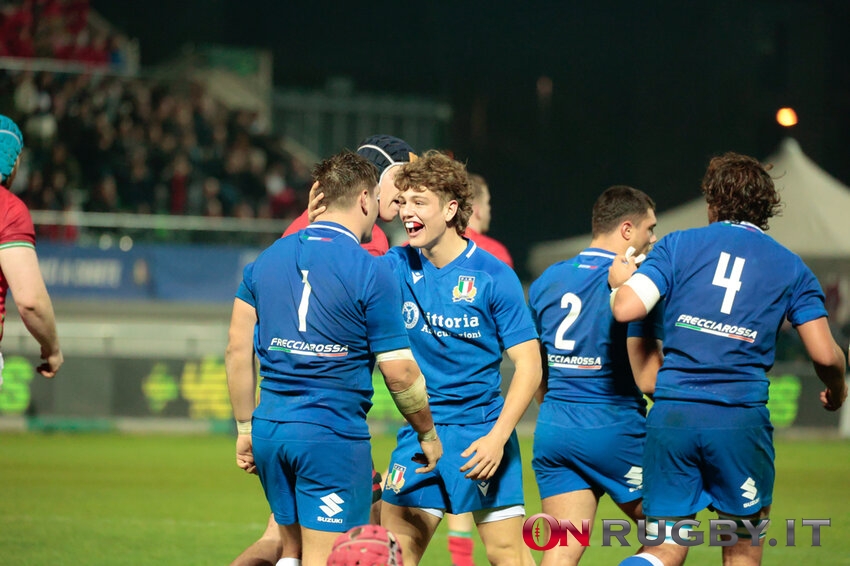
[609,152,847,566]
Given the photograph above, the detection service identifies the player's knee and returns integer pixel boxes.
[645,517,698,545]
[482,536,526,566]
[715,512,770,540]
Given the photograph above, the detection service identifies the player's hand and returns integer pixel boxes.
[413,435,443,474]
[236,435,257,474]
[608,252,638,289]
[306,181,327,223]
[37,348,63,378]
[460,433,505,480]
[821,383,848,411]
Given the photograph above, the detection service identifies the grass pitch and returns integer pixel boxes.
[0,432,848,565]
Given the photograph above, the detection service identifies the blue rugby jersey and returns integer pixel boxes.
[638,221,827,407]
[236,221,410,438]
[381,242,538,424]
[529,248,656,410]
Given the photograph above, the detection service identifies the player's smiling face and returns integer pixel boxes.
[399,187,456,250]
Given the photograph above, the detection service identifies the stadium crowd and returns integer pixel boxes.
[0,0,125,67]
[0,68,312,242]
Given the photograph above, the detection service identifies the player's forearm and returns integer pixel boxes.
[813,341,847,395]
[225,350,256,422]
[492,361,541,443]
[403,405,437,438]
[17,295,61,356]
[534,343,549,405]
[628,337,662,394]
[381,362,437,438]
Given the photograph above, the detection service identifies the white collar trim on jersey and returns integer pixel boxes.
[580,249,616,259]
[306,222,360,244]
[726,221,764,234]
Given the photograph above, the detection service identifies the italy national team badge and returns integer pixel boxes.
[385,463,407,494]
[452,275,477,303]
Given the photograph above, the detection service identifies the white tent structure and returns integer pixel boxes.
[528,138,850,278]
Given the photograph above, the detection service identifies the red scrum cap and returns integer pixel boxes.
[326,524,405,566]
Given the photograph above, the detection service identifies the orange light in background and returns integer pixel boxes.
[776,107,798,127]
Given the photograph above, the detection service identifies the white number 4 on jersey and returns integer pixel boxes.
[712,252,745,314]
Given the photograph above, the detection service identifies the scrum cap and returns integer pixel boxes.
[356,135,417,184]
[0,115,24,182]
[326,524,404,566]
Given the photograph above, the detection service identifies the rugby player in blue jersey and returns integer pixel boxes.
[528,185,661,566]
[377,151,542,566]
[609,152,847,566]
[226,150,442,566]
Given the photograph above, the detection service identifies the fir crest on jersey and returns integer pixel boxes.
[452,275,477,302]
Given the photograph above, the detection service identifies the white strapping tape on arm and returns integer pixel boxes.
[390,374,429,415]
[623,273,662,313]
[375,348,416,363]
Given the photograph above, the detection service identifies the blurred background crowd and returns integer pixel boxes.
[1,0,317,245]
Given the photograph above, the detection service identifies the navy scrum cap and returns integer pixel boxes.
[356,135,417,182]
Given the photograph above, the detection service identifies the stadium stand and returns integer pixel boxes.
[0,2,314,245]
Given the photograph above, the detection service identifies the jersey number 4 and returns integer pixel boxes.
[712,252,745,314]
[554,292,581,351]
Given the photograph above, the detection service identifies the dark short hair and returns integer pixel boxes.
[394,150,473,234]
[312,150,378,209]
[591,185,656,238]
[701,152,782,230]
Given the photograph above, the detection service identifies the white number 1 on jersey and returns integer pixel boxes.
[712,252,745,314]
[298,270,312,331]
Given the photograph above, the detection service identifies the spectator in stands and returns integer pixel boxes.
[0,67,307,241]
[263,160,299,220]
[84,173,120,214]
[120,148,155,213]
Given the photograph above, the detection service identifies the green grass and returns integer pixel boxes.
[0,433,848,565]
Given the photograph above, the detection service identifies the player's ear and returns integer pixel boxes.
[443,199,458,222]
[620,220,633,241]
[359,189,370,215]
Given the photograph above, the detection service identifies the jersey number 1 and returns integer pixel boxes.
[712,252,745,314]
[298,270,312,331]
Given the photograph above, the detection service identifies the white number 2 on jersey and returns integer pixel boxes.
[554,292,582,351]
[298,270,312,331]
[712,252,745,314]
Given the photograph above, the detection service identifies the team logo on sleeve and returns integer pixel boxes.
[385,463,407,494]
[402,302,420,329]
[452,276,477,303]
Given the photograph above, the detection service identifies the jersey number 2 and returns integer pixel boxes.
[712,252,745,314]
[298,270,312,331]
[554,292,581,351]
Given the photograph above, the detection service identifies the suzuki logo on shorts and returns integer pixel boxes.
[741,477,757,501]
[741,477,761,508]
[320,493,344,517]
[624,466,643,492]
